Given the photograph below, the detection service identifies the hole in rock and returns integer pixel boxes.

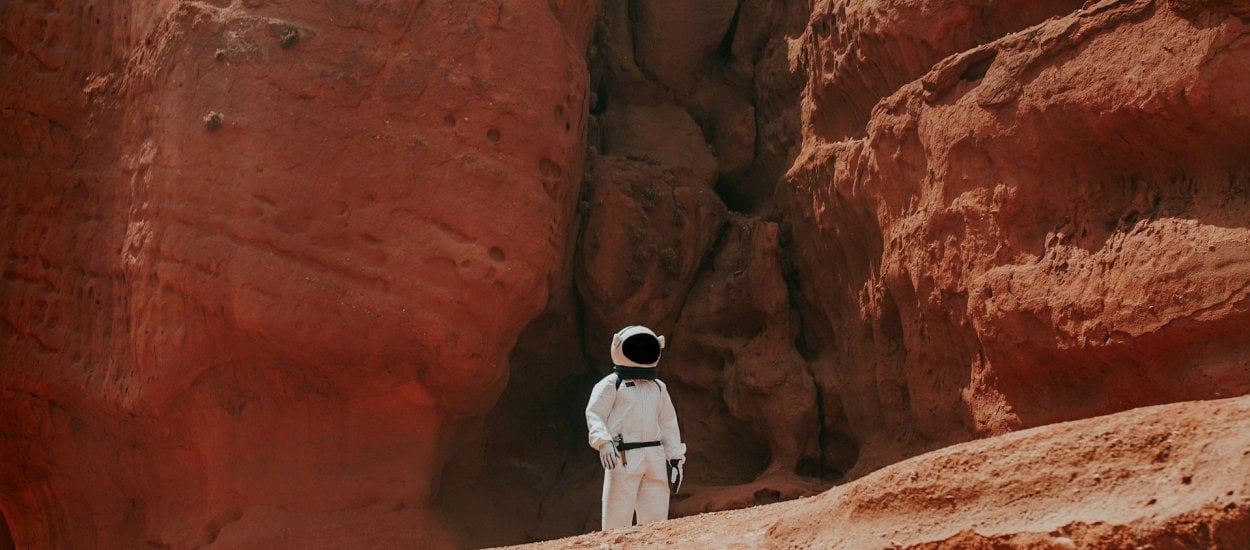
[714,177,757,214]
[539,158,562,178]
[960,52,997,82]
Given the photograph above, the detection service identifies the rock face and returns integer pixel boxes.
[782,0,1250,477]
[4,0,1250,548]
[449,0,1250,545]
[1,1,591,547]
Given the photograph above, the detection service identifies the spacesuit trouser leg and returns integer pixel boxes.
[602,446,672,529]
[602,456,643,530]
[633,447,671,525]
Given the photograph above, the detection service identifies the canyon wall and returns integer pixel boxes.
[782,0,1250,473]
[444,0,1250,546]
[3,0,1249,548]
[1,1,591,547]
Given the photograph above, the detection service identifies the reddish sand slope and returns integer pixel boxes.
[514,395,1250,549]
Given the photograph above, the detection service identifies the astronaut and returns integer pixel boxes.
[585,325,686,530]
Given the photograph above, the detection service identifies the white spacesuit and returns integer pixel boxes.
[586,325,686,530]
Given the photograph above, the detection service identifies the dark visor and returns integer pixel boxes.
[622,333,662,364]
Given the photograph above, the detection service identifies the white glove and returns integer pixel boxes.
[668,458,684,494]
[599,442,621,470]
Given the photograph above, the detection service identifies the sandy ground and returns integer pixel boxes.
[508,395,1250,549]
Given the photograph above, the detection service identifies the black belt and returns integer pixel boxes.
[617,440,661,451]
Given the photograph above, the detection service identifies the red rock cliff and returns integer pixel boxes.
[4,0,1250,548]
[783,0,1250,472]
[2,1,591,547]
[442,0,1250,546]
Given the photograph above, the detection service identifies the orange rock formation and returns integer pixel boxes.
[3,0,1248,548]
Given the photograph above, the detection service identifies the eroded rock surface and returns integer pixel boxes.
[1,1,591,547]
[471,0,1250,544]
[4,0,1250,548]
[782,0,1250,477]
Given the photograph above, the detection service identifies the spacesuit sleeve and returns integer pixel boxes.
[585,376,617,451]
[658,382,686,461]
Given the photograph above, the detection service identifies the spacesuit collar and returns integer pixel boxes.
[614,366,657,380]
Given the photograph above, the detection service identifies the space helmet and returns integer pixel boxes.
[610,325,666,368]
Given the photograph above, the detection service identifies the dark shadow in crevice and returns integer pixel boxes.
[589,81,608,115]
[804,381,861,482]
[714,176,757,214]
[959,50,997,82]
[0,509,14,550]
[716,1,743,60]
